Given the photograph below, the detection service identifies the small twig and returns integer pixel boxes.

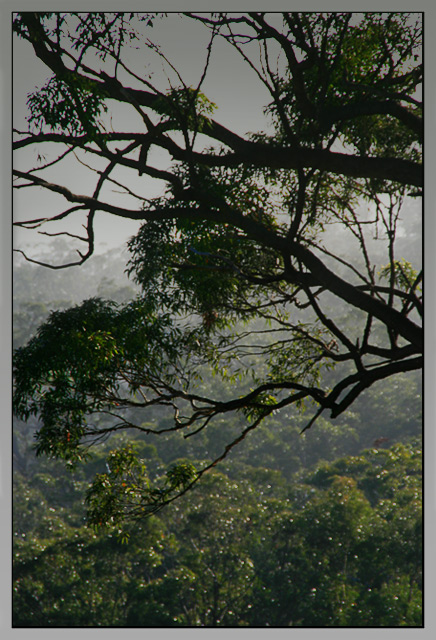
[300,405,325,434]
[13,249,91,270]
[37,230,88,242]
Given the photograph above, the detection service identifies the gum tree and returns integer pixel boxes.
[13,12,422,519]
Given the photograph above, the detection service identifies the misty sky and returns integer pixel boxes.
[12,12,422,275]
[13,13,273,258]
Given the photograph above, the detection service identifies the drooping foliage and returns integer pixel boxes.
[13,12,422,514]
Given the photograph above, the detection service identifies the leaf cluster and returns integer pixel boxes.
[27,75,108,139]
[154,86,217,132]
[85,445,198,531]
[13,297,182,462]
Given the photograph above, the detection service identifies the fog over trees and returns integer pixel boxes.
[12,12,422,627]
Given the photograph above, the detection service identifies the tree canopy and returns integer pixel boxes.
[13,12,422,518]
[13,436,422,626]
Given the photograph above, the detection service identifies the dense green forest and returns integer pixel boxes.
[13,250,422,627]
[13,12,422,628]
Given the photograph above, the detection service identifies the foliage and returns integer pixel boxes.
[153,86,218,132]
[86,445,198,528]
[378,258,421,293]
[13,13,422,519]
[13,297,185,463]
[27,75,108,139]
[13,439,422,627]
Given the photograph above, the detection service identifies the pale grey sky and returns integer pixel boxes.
[13,13,272,257]
[5,5,435,637]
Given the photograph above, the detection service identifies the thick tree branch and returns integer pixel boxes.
[327,355,422,419]
[290,242,422,351]
[18,13,422,188]
[13,13,422,500]
[321,100,422,140]
[13,164,423,352]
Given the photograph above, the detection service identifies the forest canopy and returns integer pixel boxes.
[13,12,422,518]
